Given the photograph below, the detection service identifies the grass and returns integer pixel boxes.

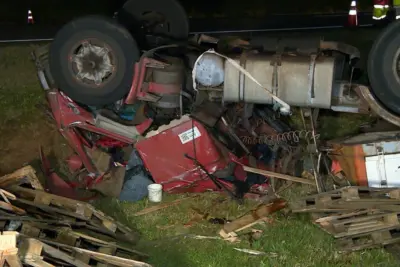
[95,191,398,267]
[0,28,398,266]
[0,44,45,128]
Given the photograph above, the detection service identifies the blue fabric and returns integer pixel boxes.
[118,103,139,121]
[119,171,153,202]
[119,150,154,202]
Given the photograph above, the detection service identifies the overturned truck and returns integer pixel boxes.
[31,0,400,199]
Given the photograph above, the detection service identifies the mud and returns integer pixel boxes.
[0,119,70,175]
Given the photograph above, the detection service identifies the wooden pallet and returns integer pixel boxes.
[291,187,400,213]
[290,186,400,252]
[18,236,151,267]
[8,186,137,243]
[337,225,400,252]
[38,239,152,267]
[16,222,147,258]
[0,166,150,266]
[315,209,400,238]
[19,237,88,267]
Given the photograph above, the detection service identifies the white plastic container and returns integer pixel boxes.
[147,184,163,203]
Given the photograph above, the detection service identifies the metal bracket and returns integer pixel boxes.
[238,52,248,102]
[308,54,318,105]
[271,54,281,96]
[270,54,282,110]
[375,145,388,186]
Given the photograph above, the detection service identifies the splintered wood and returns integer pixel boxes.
[219,198,286,241]
[0,166,152,267]
[291,186,400,252]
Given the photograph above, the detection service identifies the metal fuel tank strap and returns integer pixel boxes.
[271,53,282,107]
[308,54,317,104]
[238,52,247,102]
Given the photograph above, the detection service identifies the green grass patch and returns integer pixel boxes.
[0,44,46,131]
[96,193,398,267]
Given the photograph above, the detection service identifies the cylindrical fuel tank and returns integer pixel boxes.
[223,53,336,108]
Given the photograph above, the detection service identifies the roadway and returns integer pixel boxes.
[0,12,374,43]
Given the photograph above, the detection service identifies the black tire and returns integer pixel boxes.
[49,15,140,106]
[118,0,189,40]
[368,20,400,115]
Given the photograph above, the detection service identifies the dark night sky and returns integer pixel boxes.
[1,0,372,25]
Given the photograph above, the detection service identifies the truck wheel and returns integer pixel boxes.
[49,15,140,106]
[368,20,400,115]
[118,0,189,40]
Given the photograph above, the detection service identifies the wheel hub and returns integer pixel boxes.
[392,47,400,85]
[71,41,114,86]
[139,11,169,35]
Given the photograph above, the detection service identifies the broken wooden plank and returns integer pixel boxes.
[73,230,148,258]
[337,225,400,252]
[9,186,140,243]
[242,166,316,186]
[40,242,90,267]
[316,210,400,238]
[0,216,123,242]
[20,222,79,247]
[89,210,139,244]
[0,166,43,190]
[234,218,269,233]
[72,247,152,267]
[15,221,148,261]
[18,238,55,267]
[220,198,286,236]
[18,236,93,267]
[291,187,400,213]
[9,186,93,220]
[0,231,18,253]
[0,201,26,215]
[315,210,377,224]
[3,254,23,267]
[89,209,118,232]
[0,189,16,204]
[14,198,88,221]
[134,196,198,216]
[37,239,152,267]
[296,187,400,204]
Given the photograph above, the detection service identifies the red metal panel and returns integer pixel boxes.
[136,119,229,193]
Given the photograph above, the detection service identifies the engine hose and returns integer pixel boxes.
[240,130,320,146]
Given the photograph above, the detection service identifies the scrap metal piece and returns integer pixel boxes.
[221,116,250,155]
[184,154,243,205]
[39,147,97,201]
[300,108,324,192]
